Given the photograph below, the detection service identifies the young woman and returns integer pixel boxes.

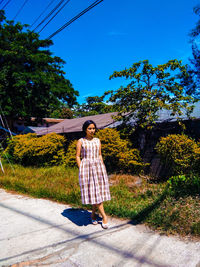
[76,120,111,229]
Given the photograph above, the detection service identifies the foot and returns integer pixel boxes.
[91,213,98,225]
[102,222,109,229]
[101,216,108,229]
[91,219,98,225]
[102,216,108,224]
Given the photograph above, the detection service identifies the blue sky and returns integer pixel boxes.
[2,0,200,103]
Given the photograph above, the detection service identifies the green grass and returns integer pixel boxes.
[0,163,81,205]
[0,163,199,237]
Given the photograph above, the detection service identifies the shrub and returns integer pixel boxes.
[4,133,66,166]
[65,140,77,167]
[156,134,200,176]
[95,128,148,173]
[64,128,147,174]
[168,174,200,196]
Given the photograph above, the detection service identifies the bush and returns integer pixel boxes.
[156,134,200,176]
[64,129,147,174]
[65,140,77,167]
[4,133,66,166]
[95,128,148,173]
[168,174,200,196]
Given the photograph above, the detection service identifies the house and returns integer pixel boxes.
[35,112,118,140]
[13,117,64,134]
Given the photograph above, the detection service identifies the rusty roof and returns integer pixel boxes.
[31,117,64,123]
[35,112,118,135]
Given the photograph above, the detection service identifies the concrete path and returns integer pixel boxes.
[0,188,200,267]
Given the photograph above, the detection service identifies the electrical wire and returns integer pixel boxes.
[47,0,103,40]
[33,0,65,31]
[13,0,29,20]
[38,0,70,33]
[30,0,56,28]
[2,0,12,9]
[0,0,5,7]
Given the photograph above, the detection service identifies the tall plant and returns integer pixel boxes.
[107,60,196,130]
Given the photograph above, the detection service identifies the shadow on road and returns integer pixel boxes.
[0,190,171,267]
[61,208,102,226]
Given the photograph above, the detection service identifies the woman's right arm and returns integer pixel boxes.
[76,139,82,168]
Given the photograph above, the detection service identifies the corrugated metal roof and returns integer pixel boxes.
[35,102,200,135]
[35,112,118,135]
[156,101,200,122]
[31,117,64,123]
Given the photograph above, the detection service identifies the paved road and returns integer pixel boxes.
[0,188,200,267]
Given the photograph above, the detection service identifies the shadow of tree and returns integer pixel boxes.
[130,184,169,225]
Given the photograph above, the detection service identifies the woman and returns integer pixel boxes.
[76,120,111,229]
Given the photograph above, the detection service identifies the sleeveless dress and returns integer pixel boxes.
[79,137,111,205]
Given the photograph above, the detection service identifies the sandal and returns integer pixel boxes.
[102,222,109,229]
[91,219,98,225]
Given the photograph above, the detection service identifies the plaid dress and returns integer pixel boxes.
[79,137,111,205]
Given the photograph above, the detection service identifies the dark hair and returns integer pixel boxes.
[82,120,97,135]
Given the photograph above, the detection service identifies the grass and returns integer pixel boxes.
[0,163,199,238]
[0,163,81,205]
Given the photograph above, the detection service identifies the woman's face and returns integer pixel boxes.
[86,123,96,138]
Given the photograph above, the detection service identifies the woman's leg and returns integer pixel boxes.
[91,204,97,220]
[97,202,107,224]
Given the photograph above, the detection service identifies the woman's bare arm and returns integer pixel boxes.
[76,139,82,168]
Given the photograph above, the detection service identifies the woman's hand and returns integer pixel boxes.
[76,139,82,168]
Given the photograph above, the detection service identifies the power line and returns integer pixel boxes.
[30,0,56,28]
[2,0,12,9]
[0,0,6,7]
[33,0,65,31]
[47,0,104,40]
[38,0,70,33]
[13,0,29,20]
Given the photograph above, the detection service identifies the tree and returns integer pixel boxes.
[108,59,196,129]
[0,10,79,122]
[183,5,200,97]
[74,96,116,117]
[50,106,74,119]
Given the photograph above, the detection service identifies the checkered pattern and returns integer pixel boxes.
[79,137,111,205]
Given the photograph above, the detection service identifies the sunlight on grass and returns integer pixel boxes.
[0,163,199,237]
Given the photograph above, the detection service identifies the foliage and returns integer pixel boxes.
[182,5,200,97]
[0,10,79,120]
[65,140,77,167]
[74,96,116,117]
[64,128,147,173]
[156,134,200,176]
[168,174,200,196]
[95,128,148,173]
[107,60,196,129]
[50,106,74,119]
[145,193,200,237]
[4,133,66,166]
